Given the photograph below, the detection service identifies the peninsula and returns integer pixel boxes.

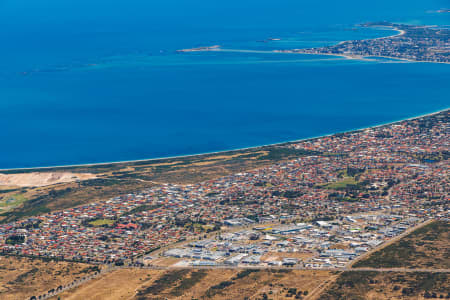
[277,22,450,63]
[178,22,450,63]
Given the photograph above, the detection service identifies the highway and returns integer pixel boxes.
[36,218,446,300]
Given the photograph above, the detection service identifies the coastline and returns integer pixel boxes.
[363,26,405,40]
[3,25,448,172]
[275,25,450,65]
[333,25,406,46]
[1,108,448,172]
[289,51,450,64]
[179,25,450,65]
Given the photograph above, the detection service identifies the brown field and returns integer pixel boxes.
[353,221,450,269]
[320,271,449,300]
[54,268,164,300]
[316,221,450,299]
[261,251,314,262]
[0,256,98,300]
[150,257,181,267]
[50,268,332,300]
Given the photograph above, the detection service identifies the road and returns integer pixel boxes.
[38,262,449,300]
[119,264,450,273]
[38,218,444,300]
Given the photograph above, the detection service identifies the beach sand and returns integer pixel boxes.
[0,172,96,187]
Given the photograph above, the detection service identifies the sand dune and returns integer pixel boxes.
[0,172,96,187]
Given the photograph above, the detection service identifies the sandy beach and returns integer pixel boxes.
[0,172,96,187]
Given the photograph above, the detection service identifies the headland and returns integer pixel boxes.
[285,22,450,63]
[178,22,450,64]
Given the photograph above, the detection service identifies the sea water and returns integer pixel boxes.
[0,0,449,168]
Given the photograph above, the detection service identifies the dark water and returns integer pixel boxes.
[0,0,449,168]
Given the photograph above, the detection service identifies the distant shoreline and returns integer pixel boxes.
[286,51,450,65]
[3,25,448,172]
[275,24,450,65]
[1,108,448,172]
[180,24,450,65]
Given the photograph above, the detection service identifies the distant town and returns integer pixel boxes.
[180,22,450,63]
[1,110,448,269]
[278,22,450,63]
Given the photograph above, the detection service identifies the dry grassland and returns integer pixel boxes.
[51,268,332,300]
[0,256,97,300]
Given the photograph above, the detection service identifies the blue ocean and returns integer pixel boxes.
[0,0,449,168]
